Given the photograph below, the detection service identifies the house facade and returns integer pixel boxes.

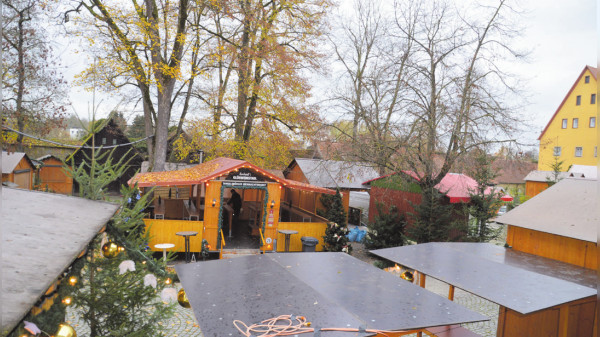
[538,66,598,171]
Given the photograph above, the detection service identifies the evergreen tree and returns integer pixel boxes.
[319,189,347,226]
[464,153,503,242]
[364,204,406,249]
[546,156,565,187]
[18,140,176,337]
[320,190,351,253]
[407,186,456,243]
[71,185,174,337]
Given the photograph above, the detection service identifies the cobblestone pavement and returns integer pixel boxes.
[66,284,204,337]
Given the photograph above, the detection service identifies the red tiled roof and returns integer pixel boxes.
[538,65,597,140]
[129,157,335,194]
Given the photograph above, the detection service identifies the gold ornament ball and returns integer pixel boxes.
[177,288,191,308]
[102,242,120,258]
[56,323,77,337]
[401,271,414,282]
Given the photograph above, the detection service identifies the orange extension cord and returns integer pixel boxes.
[233,314,406,337]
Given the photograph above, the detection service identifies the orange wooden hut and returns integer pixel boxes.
[2,151,35,189]
[36,155,73,195]
[495,177,597,336]
[129,157,335,257]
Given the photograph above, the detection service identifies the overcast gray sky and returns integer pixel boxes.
[63,0,596,150]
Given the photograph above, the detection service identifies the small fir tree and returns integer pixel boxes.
[321,190,351,253]
[464,153,503,242]
[365,204,406,249]
[323,222,352,253]
[319,189,348,226]
[546,156,565,187]
[407,186,457,243]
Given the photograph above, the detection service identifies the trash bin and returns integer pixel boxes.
[301,236,319,252]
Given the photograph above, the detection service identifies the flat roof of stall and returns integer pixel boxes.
[175,253,487,336]
[1,188,119,333]
[371,243,596,315]
[129,157,335,194]
[496,178,597,242]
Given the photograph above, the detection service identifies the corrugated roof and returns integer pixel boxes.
[495,178,597,242]
[2,151,31,174]
[130,157,335,195]
[291,159,380,190]
[1,188,119,333]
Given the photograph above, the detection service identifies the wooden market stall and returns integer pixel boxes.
[129,157,336,257]
[372,243,597,337]
[36,155,73,194]
[2,151,35,189]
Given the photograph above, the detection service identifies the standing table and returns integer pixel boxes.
[277,229,298,252]
[154,243,175,262]
[176,231,198,263]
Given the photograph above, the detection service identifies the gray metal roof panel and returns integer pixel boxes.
[176,253,487,335]
[294,159,380,189]
[371,243,596,314]
[1,188,119,333]
[496,178,597,242]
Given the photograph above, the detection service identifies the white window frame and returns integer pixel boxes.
[590,117,596,128]
[562,119,568,129]
[553,146,561,156]
[575,147,583,157]
[572,118,579,129]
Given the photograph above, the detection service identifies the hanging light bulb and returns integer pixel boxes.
[165,278,172,285]
[62,296,73,306]
[68,276,78,286]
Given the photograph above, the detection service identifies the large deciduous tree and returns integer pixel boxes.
[333,0,524,241]
[1,0,68,149]
[69,0,196,171]
[179,0,329,162]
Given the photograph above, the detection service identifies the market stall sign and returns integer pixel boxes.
[226,168,263,181]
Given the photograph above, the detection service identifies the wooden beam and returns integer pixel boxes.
[448,285,455,301]
[419,273,426,288]
[558,304,569,337]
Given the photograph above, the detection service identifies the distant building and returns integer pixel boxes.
[284,158,380,225]
[69,128,86,139]
[538,66,597,171]
[523,164,597,198]
[67,117,143,194]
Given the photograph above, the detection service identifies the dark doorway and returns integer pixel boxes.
[223,188,266,249]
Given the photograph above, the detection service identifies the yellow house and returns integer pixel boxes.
[538,66,598,171]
